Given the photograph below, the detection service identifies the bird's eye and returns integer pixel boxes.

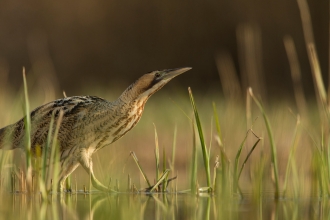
[155,72,161,78]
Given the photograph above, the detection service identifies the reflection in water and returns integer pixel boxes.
[0,192,329,219]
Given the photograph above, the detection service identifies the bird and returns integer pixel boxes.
[0,67,191,192]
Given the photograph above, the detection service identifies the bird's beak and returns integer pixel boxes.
[162,67,192,80]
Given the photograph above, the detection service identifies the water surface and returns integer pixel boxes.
[0,191,327,219]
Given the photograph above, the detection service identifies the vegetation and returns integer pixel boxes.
[0,0,329,219]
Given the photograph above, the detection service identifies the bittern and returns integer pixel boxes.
[0,67,191,192]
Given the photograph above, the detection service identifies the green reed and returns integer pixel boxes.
[22,67,32,191]
[188,87,211,190]
[249,88,280,198]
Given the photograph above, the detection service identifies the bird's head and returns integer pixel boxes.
[120,67,191,102]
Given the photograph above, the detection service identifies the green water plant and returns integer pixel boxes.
[22,67,33,191]
[249,88,280,198]
[188,87,211,190]
[154,124,160,182]
[190,121,198,194]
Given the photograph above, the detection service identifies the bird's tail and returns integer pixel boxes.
[0,125,18,150]
[0,126,4,147]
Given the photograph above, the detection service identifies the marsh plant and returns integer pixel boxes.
[0,0,330,219]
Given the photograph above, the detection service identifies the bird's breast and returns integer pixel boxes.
[95,98,147,149]
[112,99,146,137]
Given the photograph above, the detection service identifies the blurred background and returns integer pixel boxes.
[0,0,328,191]
[0,0,328,100]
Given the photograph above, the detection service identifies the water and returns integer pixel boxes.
[0,191,327,219]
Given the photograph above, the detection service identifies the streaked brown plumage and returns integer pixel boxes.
[0,67,191,191]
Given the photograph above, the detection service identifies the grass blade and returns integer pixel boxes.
[130,151,151,187]
[188,87,211,189]
[169,125,177,192]
[190,121,198,194]
[154,124,160,181]
[48,110,63,193]
[162,146,167,192]
[38,114,55,198]
[212,102,222,141]
[213,102,231,196]
[233,130,250,193]
[307,44,329,118]
[212,155,219,191]
[171,125,177,172]
[238,136,261,181]
[283,36,308,117]
[249,88,280,198]
[282,115,301,197]
[22,67,32,191]
[149,169,170,192]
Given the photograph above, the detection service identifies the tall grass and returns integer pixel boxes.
[130,126,175,193]
[282,115,301,197]
[233,129,250,193]
[0,0,327,213]
[213,103,230,196]
[237,134,261,182]
[22,67,33,192]
[154,124,160,182]
[190,121,198,194]
[1,53,327,201]
[170,125,177,175]
[130,151,151,188]
[249,88,280,198]
[49,111,63,194]
[188,87,211,190]
[39,114,55,198]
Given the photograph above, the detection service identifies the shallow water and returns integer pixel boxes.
[0,191,328,220]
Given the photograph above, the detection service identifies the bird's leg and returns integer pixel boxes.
[58,161,80,192]
[79,155,109,192]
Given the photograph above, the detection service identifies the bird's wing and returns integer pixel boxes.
[5,96,108,151]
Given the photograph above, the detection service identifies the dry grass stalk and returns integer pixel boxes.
[283,36,308,118]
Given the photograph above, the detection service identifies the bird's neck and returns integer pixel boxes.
[115,90,149,129]
[97,90,149,146]
[117,81,140,104]
[117,78,161,104]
